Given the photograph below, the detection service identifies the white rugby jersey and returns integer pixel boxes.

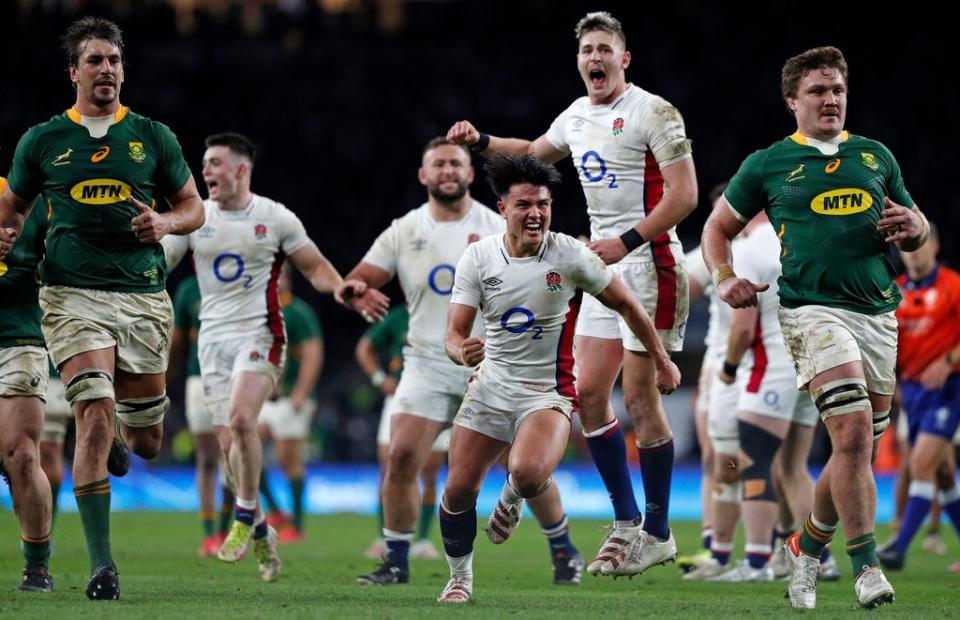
[362,201,504,363]
[162,194,310,351]
[451,232,613,396]
[732,224,789,386]
[545,84,692,265]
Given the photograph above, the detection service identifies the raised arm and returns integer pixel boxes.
[446,121,567,165]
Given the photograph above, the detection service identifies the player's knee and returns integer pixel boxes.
[908,447,940,480]
[832,418,873,460]
[125,425,163,460]
[65,368,114,406]
[229,412,256,439]
[386,444,421,477]
[738,421,781,502]
[716,457,741,484]
[3,440,40,482]
[510,468,552,498]
[116,394,169,430]
[442,482,479,509]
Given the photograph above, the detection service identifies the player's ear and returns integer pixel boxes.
[621,50,631,70]
[69,64,79,86]
[466,165,475,185]
[497,200,507,217]
[417,167,428,187]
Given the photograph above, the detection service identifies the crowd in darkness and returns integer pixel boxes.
[1,1,954,463]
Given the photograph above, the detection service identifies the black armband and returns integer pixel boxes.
[722,360,739,377]
[470,133,491,153]
[619,228,646,252]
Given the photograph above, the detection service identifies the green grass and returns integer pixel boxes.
[0,512,958,617]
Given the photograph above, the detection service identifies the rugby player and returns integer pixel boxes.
[0,177,54,592]
[447,10,697,575]
[702,46,928,609]
[0,17,205,599]
[346,138,585,586]
[163,132,373,582]
[878,223,960,569]
[436,154,680,603]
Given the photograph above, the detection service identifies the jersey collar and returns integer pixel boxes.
[904,264,939,290]
[789,130,849,146]
[66,106,129,125]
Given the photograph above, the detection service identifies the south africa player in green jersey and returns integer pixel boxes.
[0,177,55,593]
[0,17,204,600]
[702,46,929,610]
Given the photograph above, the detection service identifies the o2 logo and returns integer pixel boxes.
[213,253,253,288]
[580,150,618,189]
[500,307,543,340]
[428,263,456,295]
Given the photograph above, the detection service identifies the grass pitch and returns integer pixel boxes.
[0,512,957,617]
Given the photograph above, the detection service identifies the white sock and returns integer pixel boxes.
[446,551,474,579]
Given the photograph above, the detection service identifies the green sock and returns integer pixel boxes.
[22,535,52,569]
[74,478,114,570]
[290,478,305,530]
[50,481,61,530]
[798,514,834,558]
[259,467,280,513]
[416,503,435,540]
[847,533,878,576]
[201,511,215,536]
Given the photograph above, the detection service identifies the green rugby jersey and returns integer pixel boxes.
[280,295,323,396]
[365,305,408,380]
[0,181,47,348]
[724,131,912,315]
[172,275,202,377]
[7,107,193,292]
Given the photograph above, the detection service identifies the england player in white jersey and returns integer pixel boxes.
[163,132,376,582]
[343,139,585,586]
[447,11,697,575]
[435,154,680,603]
[704,213,822,583]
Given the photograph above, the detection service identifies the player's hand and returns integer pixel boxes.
[337,280,390,322]
[381,375,398,396]
[447,121,480,147]
[919,356,952,390]
[459,336,485,367]
[130,196,169,242]
[291,393,306,412]
[587,237,629,265]
[717,368,736,385]
[877,197,925,244]
[717,277,768,308]
[654,357,681,395]
[0,227,17,259]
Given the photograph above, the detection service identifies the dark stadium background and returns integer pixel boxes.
[1,0,954,467]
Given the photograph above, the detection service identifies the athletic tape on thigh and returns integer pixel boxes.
[812,378,871,418]
[115,393,170,428]
[64,368,114,404]
[872,409,890,440]
[712,480,742,503]
[738,420,780,501]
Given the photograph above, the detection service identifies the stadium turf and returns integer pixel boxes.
[0,513,957,617]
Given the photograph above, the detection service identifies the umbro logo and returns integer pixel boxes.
[410,239,427,251]
[483,276,503,291]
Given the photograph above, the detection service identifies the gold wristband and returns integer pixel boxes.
[712,264,736,288]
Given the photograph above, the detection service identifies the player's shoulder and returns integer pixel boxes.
[937,265,960,289]
[391,203,430,229]
[557,95,593,118]
[122,109,178,141]
[16,113,70,148]
[250,193,297,219]
[466,200,504,227]
[544,231,595,266]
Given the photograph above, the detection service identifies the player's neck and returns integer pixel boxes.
[798,127,843,144]
[73,97,121,118]
[428,194,472,222]
[589,81,629,106]
[503,233,542,258]
[907,262,937,283]
[217,189,253,211]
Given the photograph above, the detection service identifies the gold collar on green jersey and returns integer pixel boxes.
[66,106,129,125]
[789,130,849,146]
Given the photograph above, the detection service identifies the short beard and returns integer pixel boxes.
[429,183,468,203]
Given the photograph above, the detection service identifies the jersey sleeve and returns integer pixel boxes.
[637,98,693,169]
[544,104,574,154]
[879,146,914,208]
[574,242,614,296]
[361,221,399,276]
[684,246,710,290]
[152,121,194,198]
[6,127,45,200]
[723,150,768,223]
[277,205,311,255]
[172,278,198,329]
[450,245,482,308]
